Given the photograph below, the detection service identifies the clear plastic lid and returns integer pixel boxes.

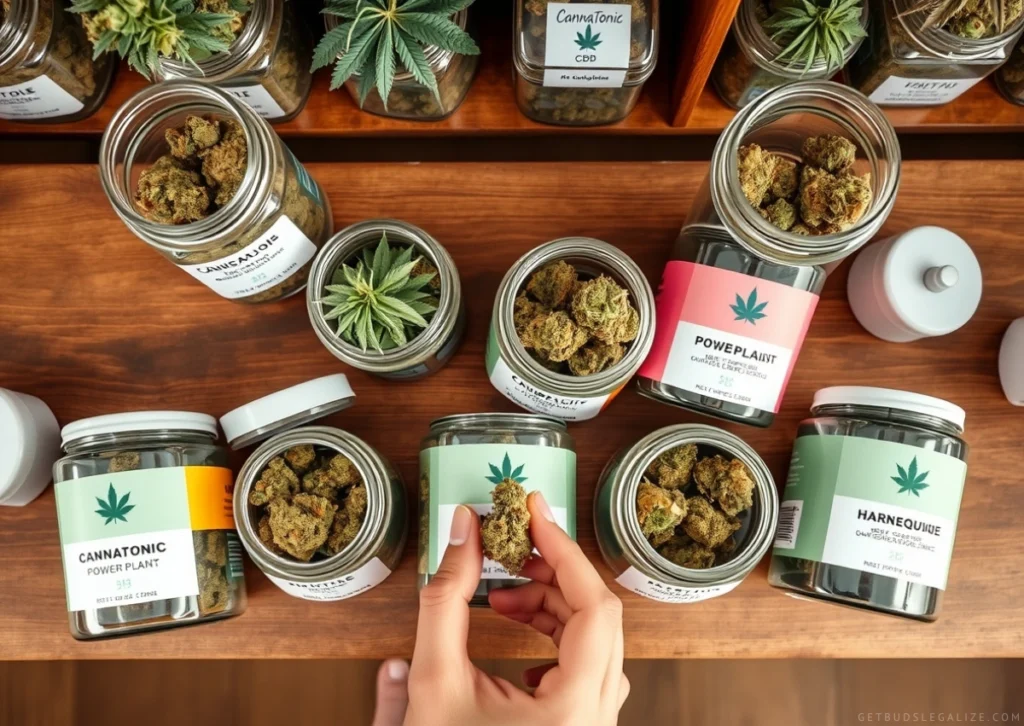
[61,411,219,448]
[811,386,965,431]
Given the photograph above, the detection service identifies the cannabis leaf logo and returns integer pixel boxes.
[94,484,135,525]
[730,288,768,325]
[486,453,528,485]
[575,24,602,50]
[892,457,929,497]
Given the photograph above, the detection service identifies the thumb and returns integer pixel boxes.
[371,659,409,726]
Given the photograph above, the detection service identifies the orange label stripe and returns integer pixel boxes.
[185,466,236,531]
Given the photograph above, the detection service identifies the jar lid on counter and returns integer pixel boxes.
[220,374,356,450]
[0,390,61,506]
[811,386,965,430]
[61,411,219,447]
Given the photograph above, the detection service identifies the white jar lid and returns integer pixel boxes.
[811,386,965,431]
[61,411,219,448]
[0,390,61,506]
[219,374,356,450]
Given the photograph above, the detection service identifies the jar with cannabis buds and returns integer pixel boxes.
[307,219,466,381]
[226,375,407,602]
[0,0,115,123]
[768,387,969,621]
[514,0,659,126]
[595,424,778,603]
[996,34,1024,104]
[711,0,869,109]
[53,412,247,640]
[420,414,576,607]
[847,0,1024,105]
[99,81,332,304]
[637,81,900,428]
[153,0,313,123]
[488,237,655,422]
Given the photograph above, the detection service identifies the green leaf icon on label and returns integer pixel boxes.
[486,453,528,485]
[892,456,930,497]
[575,24,603,50]
[94,483,135,525]
[730,288,768,325]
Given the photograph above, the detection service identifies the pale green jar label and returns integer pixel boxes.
[773,435,967,590]
[422,443,576,579]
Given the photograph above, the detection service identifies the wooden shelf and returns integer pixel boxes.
[0,159,1022,660]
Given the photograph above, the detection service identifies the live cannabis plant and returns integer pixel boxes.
[899,0,1016,37]
[312,0,480,109]
[321,233,439,353]
[763,0,866,73]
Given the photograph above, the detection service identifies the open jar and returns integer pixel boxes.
[53,412,247,640]
[637,81,901,427]
[768,387,969,621]
[513,0,659,126]
[99,81,333,304]
[996,34,1024,104]
[419,414,576,607]
[847,0,1024,105]
[226,375,406,602]
[0,0,115,123]
[152,0,313,123]
[595,424,778,603]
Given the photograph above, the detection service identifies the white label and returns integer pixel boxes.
[661,321,792,413]
[773,500,803,550]
[615,567,741,603]
[868,76,982,106]
[488,354,609,421]
[63,529,199,612]
[266,558,392,601]
[180,216,316,300]
[820,495,956,590]
[224,83,287,120]
[542,69,628,87]
[543,2,631,88]
[0,74,85,120]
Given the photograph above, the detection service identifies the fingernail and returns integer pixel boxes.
[386,659,409,682]
[449,505,472,546]
[533,492,555,522]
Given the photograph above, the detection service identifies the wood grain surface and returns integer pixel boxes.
[0,161,1021,660]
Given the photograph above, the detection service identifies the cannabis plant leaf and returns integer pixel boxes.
[764,0,866,74]
[891,457,930,496]
[94,484,135,525]
[730,289,769,325]
[900,0,1008,35]
[486,453,527,485]
[575,23,603,50]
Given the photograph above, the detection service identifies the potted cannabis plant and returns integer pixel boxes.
[312,0,481,121]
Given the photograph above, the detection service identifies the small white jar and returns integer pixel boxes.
[0,389,60,506]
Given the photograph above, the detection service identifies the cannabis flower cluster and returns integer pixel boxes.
[480,454,532,576]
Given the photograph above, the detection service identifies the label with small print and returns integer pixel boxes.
[0,75,85,120]
[867,75,982,106]
[637,261,818,414]
[180,216,316,299]
[615,567,741,603]
[224,83,287,120]
[266,558,393,601]
[543,2,632,88]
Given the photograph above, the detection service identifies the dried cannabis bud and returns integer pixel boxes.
[248,457,300,507]
[801,134,856,173]
[194,530,231,613]
[693,455,756,517]
[267,493,337,562]
[481,480,532,577]
[514,293,549,338]
[738,142,778,206]
[302,454,361,500]
[657,535,717,570]
[645,443,699,490]
[283,444,317,475]
[682,497,741,549]
[522,311,591,363]
[526,260,577,308]
[568,341,626,376]
[636,481,687,541]
[108,451,142,473]
[325,483,368,555]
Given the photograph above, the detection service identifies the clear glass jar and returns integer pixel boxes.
[419,414,576,607]
[0,0,115,123]
[595,424,778,604]
[995,34,1024,104]
[514,0,659,126]
[487,237,655,422]
[323,10,478,120]
[848,0,1024,105]
[711,0,869,109]
[53,412,247,640]
[306,219,466,380]
[768,387,969,621]
[636,81,901,427]
[99,81,333,304]
[153,0,313,123]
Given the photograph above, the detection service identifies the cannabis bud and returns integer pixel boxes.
[481,454,533,576]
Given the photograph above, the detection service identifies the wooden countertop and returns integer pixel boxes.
[0,161,1021,660]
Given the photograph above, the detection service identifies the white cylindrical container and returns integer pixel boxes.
[0,389,60,506]
[999,318,1024,406]
[847,226,982,343]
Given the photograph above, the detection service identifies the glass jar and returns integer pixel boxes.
[153,0,313,123]
[323,10,478,120]
[488,237,656,422]
[711,0,869,109]
[99,81,333,304]
[513,0,659,126]
[595,424,778,603]
[0,0,115,123]
[848,0,1024,105]
[419,414,576,607]
[637,81,901,428]
[995,34,1024,104]
[768,387,969,621]
[306,219,466,381]
[53,412,247,640]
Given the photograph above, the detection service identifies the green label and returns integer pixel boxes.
[284,145,321,203]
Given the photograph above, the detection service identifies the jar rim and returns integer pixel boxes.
[61,411,220,448]
[0,0,38,71]
[810,385,965,431]
[428,412,568,434]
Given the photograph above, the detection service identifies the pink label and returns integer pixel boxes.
[638,261,818,413]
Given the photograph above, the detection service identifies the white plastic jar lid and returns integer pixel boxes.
[61,411,219,448]
[811,386,965,431]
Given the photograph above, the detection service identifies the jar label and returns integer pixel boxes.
[54,466,235,612]
[637,261,818,414]
[224,83,287,120]
[773,435,967,590]
[265,558,393,601]
[542,2,632,88]
[615,567,741,603]
[179,215,317,300]
[867,76,982,106]
[422,444,576,579]
[0,74,85,120]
